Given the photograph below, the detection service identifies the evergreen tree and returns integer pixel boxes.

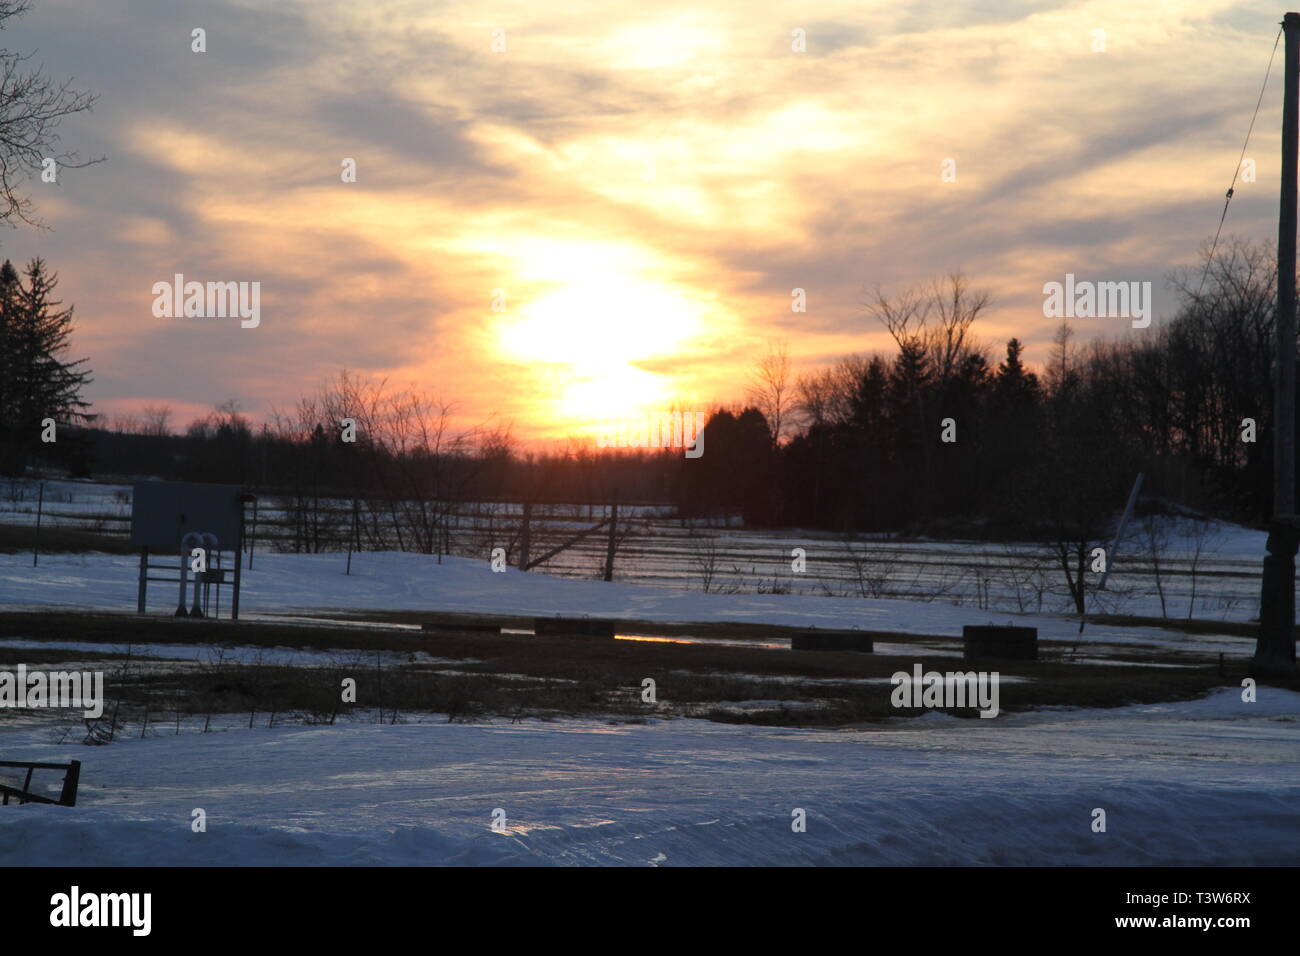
[994,338,1040,406]
[0,257,92,473]
[984,339,1044,532]
[0,261,18,448]
[886,340,933,524]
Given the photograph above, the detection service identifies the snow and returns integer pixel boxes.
[0,479,1274,618]
[0,550,1261,658]
[0,638,451,668]
[2,523,1293,866]
[0,688,1295,866]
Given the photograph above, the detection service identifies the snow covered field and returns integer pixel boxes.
[0,478,1271,619]
[2,504,1293,867]
[0,548,1263,661]
[1,689,1295,866]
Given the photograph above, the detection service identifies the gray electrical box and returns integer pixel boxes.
[130,481,243,553]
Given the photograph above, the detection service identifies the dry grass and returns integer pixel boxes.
[0,522,135,555]
[1,609,1293,730]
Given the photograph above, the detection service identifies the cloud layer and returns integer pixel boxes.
[6,0,1286,441]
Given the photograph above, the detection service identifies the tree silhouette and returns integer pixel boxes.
[0,0,99,226]
[0,257,92,473]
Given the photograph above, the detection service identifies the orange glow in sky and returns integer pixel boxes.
[18,0,1280,445]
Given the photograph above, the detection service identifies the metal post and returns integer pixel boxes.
[32,481,43,567]
[603,491,619,582]
[248,497,258,570]
[1098,473,1144,592]
[233,497,248,621]
[191,559,204,618]
[137,546,148,613]
[176,535,191,617]
[347,498,357,575]
[1257,11,1300,674]
[519,501,531,571]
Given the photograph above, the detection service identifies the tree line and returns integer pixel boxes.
[8,238,1290,568]
[684,238,1288,548]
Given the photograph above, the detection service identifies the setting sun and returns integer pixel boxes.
[489,243,711,429]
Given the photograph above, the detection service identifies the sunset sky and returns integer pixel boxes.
[4,0,1291,445]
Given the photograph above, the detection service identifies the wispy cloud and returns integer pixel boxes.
[5,0,1285,440]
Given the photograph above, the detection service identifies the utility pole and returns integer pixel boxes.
[1277,13,1299,520]
[1257,11,1300,675]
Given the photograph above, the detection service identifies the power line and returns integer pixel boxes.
[1197,25,1284,299]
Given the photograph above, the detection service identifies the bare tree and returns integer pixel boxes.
[841,535,898,599]
[747,340,791,446]
[1185,516,1223,620]
[794,365,837,429]
[295,369,507,556]
[689,527,722,593]
[925,273,989,387]
[1141,512,1170,619]
[140,403,173,437]
[865,271,992,406]
[865,283,930,354]
[993,542,1053,614]
[794,354,868,429]
[0,1,100,226]
[1046,319,1075,393]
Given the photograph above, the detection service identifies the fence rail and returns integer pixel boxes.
[0,481,1268,618]
[0,759,82,807]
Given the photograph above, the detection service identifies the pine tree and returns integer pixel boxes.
[0,257,92,472]
[984,338,1044,531]
[994,338,1041,406]
[0,261,17,441]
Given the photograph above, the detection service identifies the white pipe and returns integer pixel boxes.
[178,532,203,615]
